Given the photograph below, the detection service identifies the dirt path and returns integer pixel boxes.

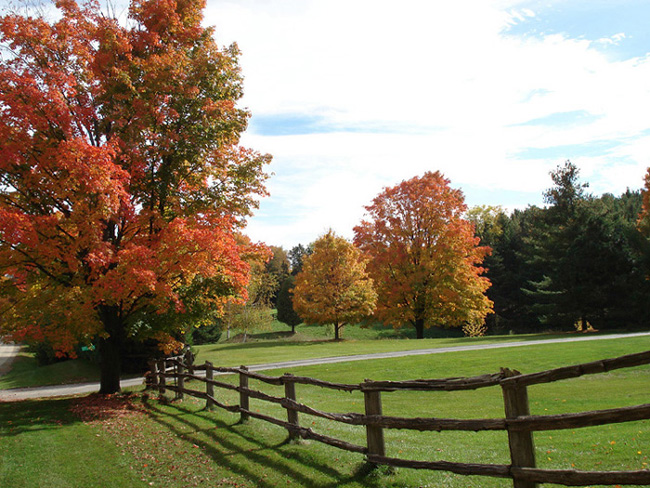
[1,331,649,402]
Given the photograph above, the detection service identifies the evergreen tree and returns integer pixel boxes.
[276,275,302,334]
[524,161,591,329]
[265,246,289,306]
[523,162,649,330]
[288,244,312,276]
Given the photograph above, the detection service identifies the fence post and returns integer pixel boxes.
[147,360,158,391]
[239,365,250,423]
[363,380,385,463]
[501,369,537,488]
[205,361,215,410]
[176,361,185,401]
[159,359,167,395]
[283,373,300,440]
[184,347,195,375]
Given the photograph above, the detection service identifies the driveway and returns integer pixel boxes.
[1,331,649,402]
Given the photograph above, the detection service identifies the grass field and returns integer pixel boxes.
[0,318,617,390]
[0,320,407,390]
[0,349,101,390]
[192,330,605,369]
[1,334,649,487]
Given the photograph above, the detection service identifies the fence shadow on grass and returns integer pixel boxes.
[149,350,650,488]
[140,396,378,488]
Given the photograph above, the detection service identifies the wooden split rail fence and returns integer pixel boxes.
[148,350,650,488]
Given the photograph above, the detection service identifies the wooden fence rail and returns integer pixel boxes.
[149,350,650,487]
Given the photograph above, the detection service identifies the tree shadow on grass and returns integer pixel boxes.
[0,397,81,437]
[201,337,343,354]
[141,397,386,488]
[241,331,296,341]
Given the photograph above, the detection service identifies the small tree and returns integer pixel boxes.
[276,275,301,334]
[222,302,274,343]
[222,251,274,342]
[293,231,377,340]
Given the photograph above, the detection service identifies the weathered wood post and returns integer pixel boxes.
[176,361,185,401]
[159,359,167,395]
[239,365,250,423]
[205,361,215,410]
[501,368,537,488]
[363,379,385,463]
[283,373,300,440]
[184,347,195,375]
[147,360,159,391]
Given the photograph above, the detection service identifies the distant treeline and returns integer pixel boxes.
[471,161,650,333]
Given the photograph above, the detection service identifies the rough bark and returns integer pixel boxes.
[98,305,124,394]
[334,322,343,340]
[414,318,425,339]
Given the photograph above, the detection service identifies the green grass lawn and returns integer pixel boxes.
[0,398,151,488]
[194,318,620,369]
[0,320,397,390]
[1,335,648,487]
[194,331,592,369]
[0,349,100,390]
[0,317,602,390]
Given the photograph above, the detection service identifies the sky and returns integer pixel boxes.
[198,0,650,249]
[5,0,650,249]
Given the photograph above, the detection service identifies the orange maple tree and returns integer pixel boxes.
[292,231,377,340]
[353,172,493,339]
[0,0,270,393]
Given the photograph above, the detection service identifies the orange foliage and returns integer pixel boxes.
[354,172,493,338]
[0,0,269,385]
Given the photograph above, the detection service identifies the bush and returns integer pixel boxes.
[28,341,68,366]
[191,322,223,345]
[462,321,488,337]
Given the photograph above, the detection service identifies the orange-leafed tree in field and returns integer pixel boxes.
[354,172,492,339]
[292,231,376,340]
[0,0,270,393]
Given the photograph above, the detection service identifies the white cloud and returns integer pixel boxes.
[597,32,626,46]
[204,1,650,248]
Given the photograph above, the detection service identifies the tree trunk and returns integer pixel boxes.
[97,305,124,394]
[334,322,343,340]
[414,318,425,339]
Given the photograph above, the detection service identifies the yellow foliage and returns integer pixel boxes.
[293,230,377,339]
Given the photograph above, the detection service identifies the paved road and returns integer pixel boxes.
[1,331,649,402]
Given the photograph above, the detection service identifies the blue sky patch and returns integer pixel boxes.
[515,139,622,160]
[506,1,650,60]
[250,113,445,136]
[514,110,600,127]
[250,114,331,136]
[462,185,544,210]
